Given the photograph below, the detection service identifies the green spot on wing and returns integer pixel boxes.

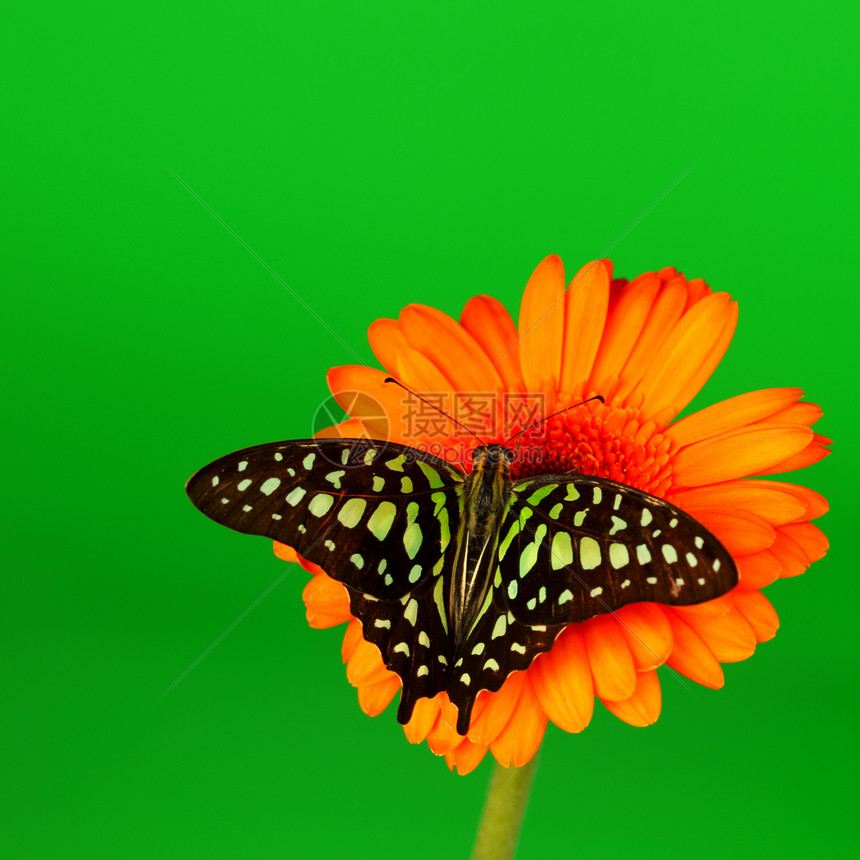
[580,535,601,570]
[467,588,494,637]
[403,522,423,559]
[498,520,520,561]
[417,460,446,488]
[519,523,547,578]
[367,501,396,540]
[308,494,334,517]
[550,531,573,570]
[406,501,420,525]
[433,576,448,634]
[386,455,406,472]
[527,484,557,505]
[337,497,367,527]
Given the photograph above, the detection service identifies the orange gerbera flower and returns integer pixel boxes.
[276,255,830,775]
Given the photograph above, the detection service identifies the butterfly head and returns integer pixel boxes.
[471,444,515,471]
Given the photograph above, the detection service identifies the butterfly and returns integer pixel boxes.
[186,426,737,734]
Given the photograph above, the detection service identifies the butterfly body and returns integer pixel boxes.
[450,444,515,648]
[187,437,737,734]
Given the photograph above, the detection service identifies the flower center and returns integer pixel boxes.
[510,403,674,498]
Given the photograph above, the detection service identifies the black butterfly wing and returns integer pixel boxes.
[497,474,738,623]
[445,593,565,734]
[444,474,738,732]
[186,438,465,722]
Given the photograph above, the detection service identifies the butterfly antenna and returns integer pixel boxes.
[384,377,487,447]
[514,432,525,457]
[502,395,605,447]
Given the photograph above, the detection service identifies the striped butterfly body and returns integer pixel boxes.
[187,437,737,734]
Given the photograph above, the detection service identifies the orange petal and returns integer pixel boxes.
[387,357,487,456]
[314,418,373,440]
[357,675,400,717]
[671,423,813,488]
[302,569,350,606]
[518,255,566,393]
[671,592,735,617]
[461,294,525,392]
[736,551,782,590]
[770,529,811,578]
[471,687,496,726]
[346,637,393,687]
[392,346,454,391]
[666,388,803,448]
[273,541,299,562]
[673,480,808,526]
[307,612,349,630]
[683,607,756,663]
[297,557,327,577]
[683,277,713,308]
[341,618,363,663]
[609,276,629,296]
[733,590,780,642]
[302,573,351,629]
[582,614,637,702]
[529,625,594,733]
[388,346,459,446]
[590,272,660,397]
[779,522,829,564]
[327,365,408,439]
[403,695,441,744]
[399,304,503,392]
[665,300,738,424]
[637,292,736,420]
[767,401,823,426]
[615,603,673,671]
[368,318,409,374]
[602,670,662,727]
[559,260,611,396]
[663,608,725,688]
[616,279,687,404]
[756,434,831,474]
[445,738,490,775]
[694,508,776,555]
[437,691,463,731]
[489,674,548,768]
[772,482,829,521]
[468,671,525,745]
[426,708,464,756]
[306,612,347,630]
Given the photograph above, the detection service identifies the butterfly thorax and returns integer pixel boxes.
[449,444,515,647]
[464,445,514,533]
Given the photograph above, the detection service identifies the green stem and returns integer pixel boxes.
[470,754,540,860]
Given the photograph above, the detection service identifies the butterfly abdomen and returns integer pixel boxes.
[448,446,515,647]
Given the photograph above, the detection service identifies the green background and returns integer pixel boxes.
[5,2,856,857]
